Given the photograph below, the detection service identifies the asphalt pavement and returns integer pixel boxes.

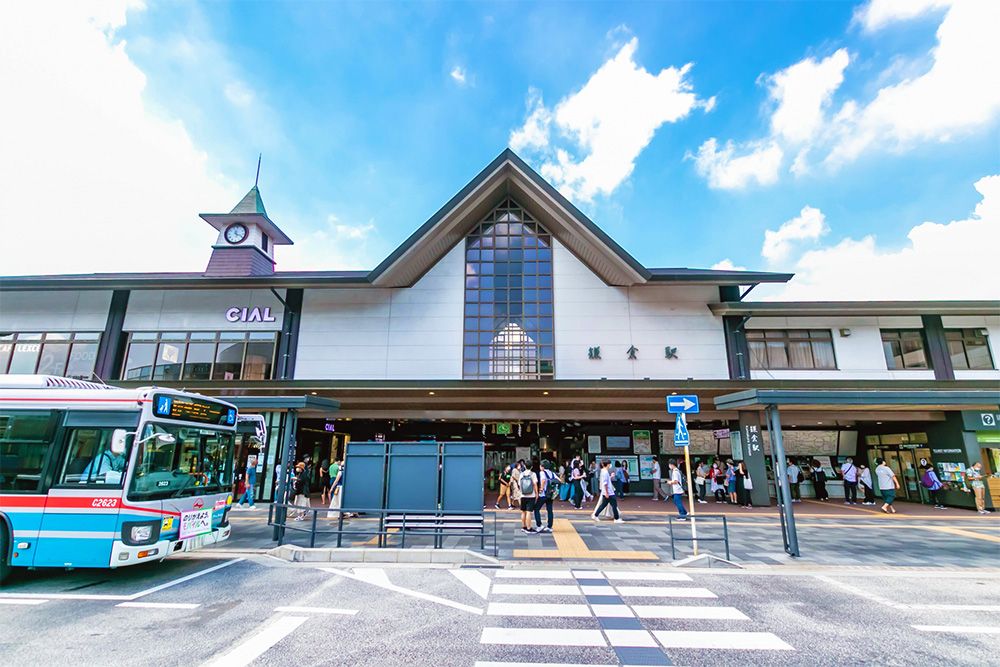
[2,554,999,667]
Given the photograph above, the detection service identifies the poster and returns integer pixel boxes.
[587,435,602,454]
[632,430,652,454]
[658,430,669,451]
[607,435,631,450]
[639,455,658,480]
[515,446,531,463]
[597,455,639,478]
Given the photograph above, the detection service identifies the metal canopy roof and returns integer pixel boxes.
[714,388,1000,411]
[225,395,340,415]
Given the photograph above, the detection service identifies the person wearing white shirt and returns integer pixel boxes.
[785,460,802,502]
[858,464,875,505]
[875,458,899,514]
[651,459,667,501]
[667,460,689,520]
[841,457,859,505]
[592,461,622,523]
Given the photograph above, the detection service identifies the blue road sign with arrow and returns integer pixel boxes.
[673,413,690,447]
[666,394,700,414]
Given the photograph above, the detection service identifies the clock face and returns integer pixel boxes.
[224,223,248,245]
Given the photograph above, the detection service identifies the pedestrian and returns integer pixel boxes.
[494,464,513,510]
[965,461,988,514]
[622,465,631,496]
[811,459,829,501]
[534,460,557,532]
[726,460,737,504]
[921,463,946,509]
[695,460,708,504]
[668,460,689,520]
[328,460,344,519]
[592,461,623,523]
[875,457,899,514]
[613,461,625,497]
[584,461,596,501]
[292,462,311,520]
[859,463,876,505]
[651,458,667,501]
[711,462,726,502]
[736,461,752,508]
[841,457,859,505]
[519,460,538,533]
[571,461,584,509]
[510,459,523,510]
[238,457,257,509]
[785,459,802,502]
[319,458,330,505]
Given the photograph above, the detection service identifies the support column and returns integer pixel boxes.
[93,290,129,381]
[272,410,298,541]
[723,316,750,380]
[766,406,800,557]
[922,314,955,380]
[737,413,770,507]
[276,288,303,380]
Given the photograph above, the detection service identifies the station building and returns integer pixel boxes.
[2,150,999,510]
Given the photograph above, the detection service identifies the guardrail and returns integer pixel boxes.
[267,503,498,557]
[666,513,730,561]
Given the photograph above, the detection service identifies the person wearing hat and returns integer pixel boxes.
[292,461,311,520]
[533,459,557,533]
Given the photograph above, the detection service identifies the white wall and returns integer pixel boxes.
[553,241,729,380]
[746,316,936,380]
[942,315,1000,380]
[123,289,284,331]
[295,244,465,379]
[0,290,112,331]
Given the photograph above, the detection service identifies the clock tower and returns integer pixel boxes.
[200,185,293,277]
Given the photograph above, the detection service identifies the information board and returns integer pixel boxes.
[153,393,237,426]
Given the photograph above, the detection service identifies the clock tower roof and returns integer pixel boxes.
[199,185,293,246]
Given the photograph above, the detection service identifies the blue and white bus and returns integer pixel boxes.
[0,375,242,583]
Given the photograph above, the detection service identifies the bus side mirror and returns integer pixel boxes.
[111,429,128,455]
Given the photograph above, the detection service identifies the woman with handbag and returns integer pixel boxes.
[737,461,753,508]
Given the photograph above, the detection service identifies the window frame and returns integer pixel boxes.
[945,328,995,370]
[746,329,838,370]
[0,332,103,379]
[121,331,278,381]
[880,329,932,370]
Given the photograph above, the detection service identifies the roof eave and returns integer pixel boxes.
[709,300,1000,317]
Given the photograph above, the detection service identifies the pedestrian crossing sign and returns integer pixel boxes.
[674,413,690,447]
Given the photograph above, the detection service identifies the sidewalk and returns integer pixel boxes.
[217,496,999,568]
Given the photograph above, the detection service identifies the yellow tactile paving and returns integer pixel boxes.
[513,518,659,561]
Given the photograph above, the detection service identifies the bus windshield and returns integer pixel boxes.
[128,422,235,501]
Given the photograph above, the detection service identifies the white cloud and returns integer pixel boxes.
[449,66,467,85]
[0,2,240,276]
[224,80,254,107]
[768,49,849,143]
[711,259,748,271]
[691,139,783,190]
[279,216,376,271]
[509,37,708,202]
[768,174,1000,300]
[854,0,950,32]
[761,206,828,263]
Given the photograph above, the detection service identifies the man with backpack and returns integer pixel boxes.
[533,460,558,532]
[519,460,538,533]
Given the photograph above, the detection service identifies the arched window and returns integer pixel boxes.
[463,199,554,379]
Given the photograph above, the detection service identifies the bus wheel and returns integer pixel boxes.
[0,525,11,585]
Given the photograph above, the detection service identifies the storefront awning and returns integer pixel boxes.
[225,395,340,417]
[714,389,1000,411]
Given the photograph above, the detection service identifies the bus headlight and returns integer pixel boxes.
[122,520,161,546]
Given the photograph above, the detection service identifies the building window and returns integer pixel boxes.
[0,332,102,379]
[122,332,276,381]
[747,330,836,370]
[881,330,930,369]
[946,328,994,370]
[463,198,554,379]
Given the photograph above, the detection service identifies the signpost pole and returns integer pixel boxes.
[683,440,698,556]
[765,405,799,557]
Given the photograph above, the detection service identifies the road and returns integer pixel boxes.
[2,555,999,666]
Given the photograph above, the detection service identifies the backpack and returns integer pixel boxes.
[921,470,934,488]
[544,470,559,500]
[520,471,535,496]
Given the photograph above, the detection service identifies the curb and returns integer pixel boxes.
[266,545,501,566]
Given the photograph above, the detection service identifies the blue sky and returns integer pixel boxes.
[2,1,998,299]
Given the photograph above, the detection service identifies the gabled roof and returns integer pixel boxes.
[199,186,293,245]
[369,148,790,288]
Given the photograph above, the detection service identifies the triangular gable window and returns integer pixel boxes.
[463,199,554,380]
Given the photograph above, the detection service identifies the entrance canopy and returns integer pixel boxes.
[714,389,1000,412]
[225,394,340,418]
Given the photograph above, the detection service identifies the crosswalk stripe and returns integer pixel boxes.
[616,586,717,599]
[579,585,617,595]
[474,662,616,667]
[571,570,604,579]
[481,627,606,646]
[652,630,794,650]
[632,605,749,620]
[912,625,1000,634]
[116,602,200,610]
[492,584,581,596]
[0,599,47,606]
[494,570,574,579]
[603,571,692,582]
[487,602,592,617]
[603,629,658,647]
[591,604,635,617]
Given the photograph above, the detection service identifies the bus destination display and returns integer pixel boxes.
[153,394,237,426]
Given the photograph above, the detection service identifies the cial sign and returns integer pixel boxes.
[225,306,277,323]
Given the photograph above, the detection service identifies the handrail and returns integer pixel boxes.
[667,514,730,561]
[268,504,498,556]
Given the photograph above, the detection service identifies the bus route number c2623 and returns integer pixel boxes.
[91,498,119,508]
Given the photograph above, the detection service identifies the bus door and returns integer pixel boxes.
[34,411,137,568]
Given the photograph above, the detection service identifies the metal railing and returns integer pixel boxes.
[666,513,730,561]
[268,504,498,557]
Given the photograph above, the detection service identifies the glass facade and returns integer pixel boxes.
[946,328,994,370]
[881,329,930,369]
[0,332,101,379]
[747,330,837,370]
[122,331,277,381]
[463,199,554,379]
